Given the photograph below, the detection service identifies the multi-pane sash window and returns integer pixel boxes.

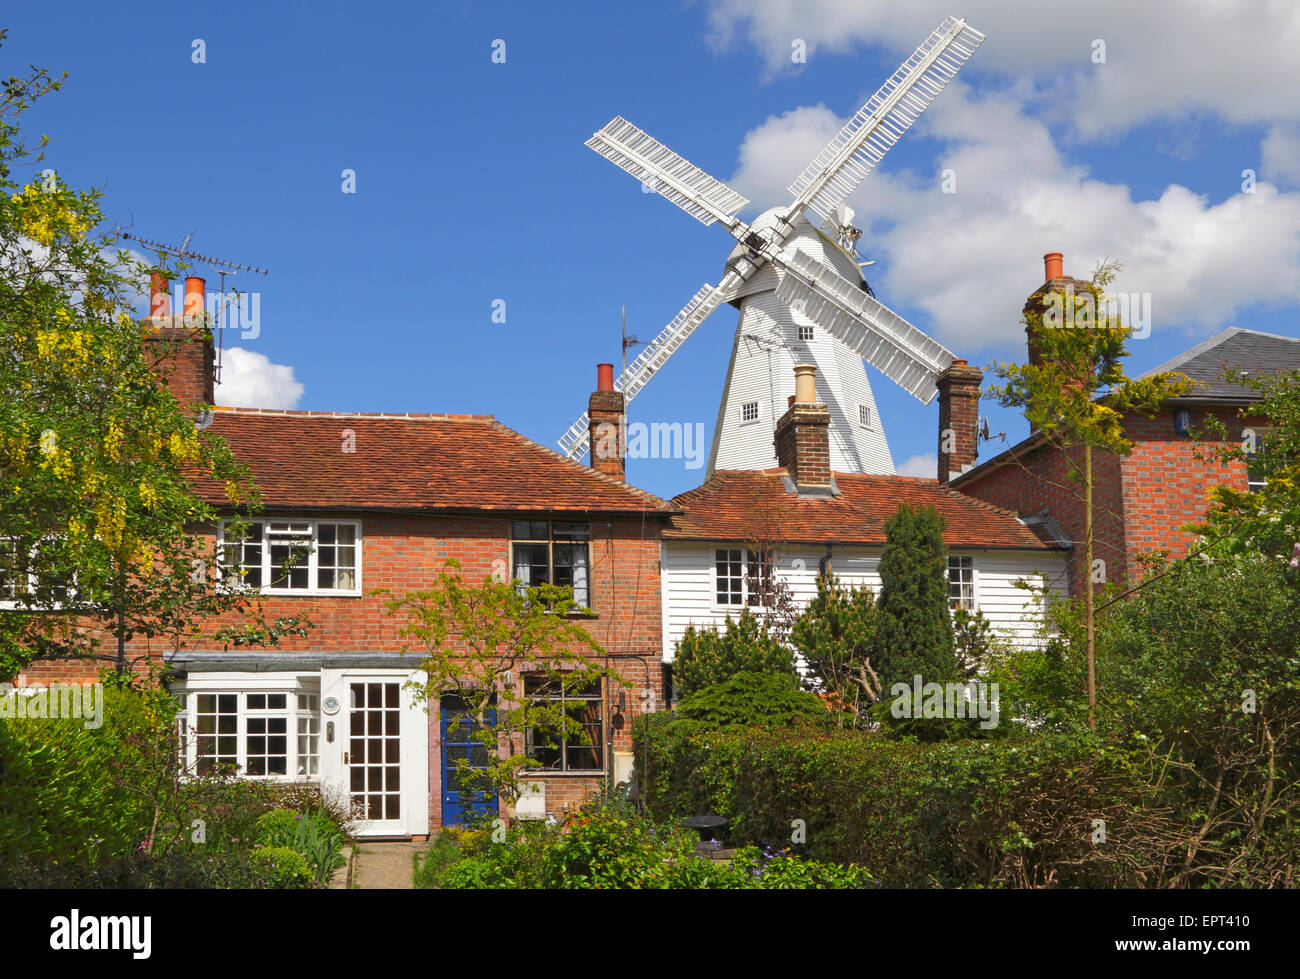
[798,325,815,342]
[714,548,771,607]
[741,401,759,423]
[190,690,320,780]
[524,675,603,773]
[948,555,975,611]
[221,520,360,594]
[859,405,873,428]
[511,521,590,607]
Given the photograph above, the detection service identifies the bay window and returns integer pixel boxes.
[186,688,320,780]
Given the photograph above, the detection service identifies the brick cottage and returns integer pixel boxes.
[19,279,673,839]
[952,253,1300,594]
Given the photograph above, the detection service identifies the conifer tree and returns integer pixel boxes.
[873,505,958,690]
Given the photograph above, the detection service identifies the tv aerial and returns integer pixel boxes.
[113,228,268,382]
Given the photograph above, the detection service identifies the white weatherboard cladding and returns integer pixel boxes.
[708,210,895,476]
[659,541,1069,662]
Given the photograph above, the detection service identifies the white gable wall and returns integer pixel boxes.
[660,540,1069,662]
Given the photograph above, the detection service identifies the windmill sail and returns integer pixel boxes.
[786,16,986,226]
[558,281,732,460]
[586,117,750,228]
[774,249,954,403]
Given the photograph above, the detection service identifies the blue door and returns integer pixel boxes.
[440,696,499,827]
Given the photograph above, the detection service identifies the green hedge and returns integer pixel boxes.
[633,718,1171,888]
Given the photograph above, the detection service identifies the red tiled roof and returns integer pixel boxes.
[664,469,1055,549]
[192,407,673,514]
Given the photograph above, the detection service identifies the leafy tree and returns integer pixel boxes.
[380,560,622,817]
[873,505,958,694]
[790,574,881,724]
[0,36,307,680]
[671,607,796,700]
[987,259,1190,729]
[1193,366,1300,559]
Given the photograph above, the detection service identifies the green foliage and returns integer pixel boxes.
[874,505,958,695]
[987,260,1191,455]
[671,607,795,699]
[248,846,313,889]
[952,605,1002,685]
[254,808,347,885]
[635,723,1171,887]
[0,850,264,889]
[673,671,829,730]
[0,682,351,886]
[255,809,300,846]
[413,831,470,889]
[1193,367,1300,560]
[0,685,172,866]
[790,574,880,721]
[419,800,871,889]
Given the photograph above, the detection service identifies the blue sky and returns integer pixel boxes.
[7,1,1300,500]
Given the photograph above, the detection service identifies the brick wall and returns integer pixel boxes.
[17,511,668,831]
[958,404,1261,594]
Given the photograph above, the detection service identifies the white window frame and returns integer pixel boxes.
[174,674,322,783]
[859,404,873,429]
[713,547,772,610]
[740,401,760,425]
[1246,427,1274,494]
[797,325,815,342]
[0,537,77,610]
[948,554,977,611]
[217,518,363,597]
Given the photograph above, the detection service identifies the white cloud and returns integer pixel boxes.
[727,84,1300,351]
[1262,124,1300,187]
[896,453,936,478]
[215,347,304,409]
[703,0,1300,137]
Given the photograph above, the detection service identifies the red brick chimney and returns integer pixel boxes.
[774,364,832,489]
[1023,252,1095,431]
[1024,251,1093,366]
[143,273,215,409]
[588,363,625,481]
[936,358,982,483]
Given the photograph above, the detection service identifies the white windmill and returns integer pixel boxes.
[557,16,986,477]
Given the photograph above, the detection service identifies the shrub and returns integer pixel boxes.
[0,685,172,867]
[672,607,795,699]
[634,722,1173,887]
[255,808,346,885]
[0,851,263,889]
[255,809,300,847]
[413,832,468,889]
[674,671,830,729]
[791,575,880,722]
[249,846,313,889]
[424,800,870,889]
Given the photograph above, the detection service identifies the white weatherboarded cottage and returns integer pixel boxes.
[659,366,1069,669]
